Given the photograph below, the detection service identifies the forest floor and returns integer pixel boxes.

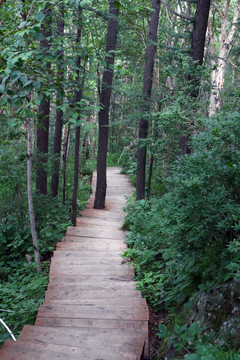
[148,307,168,359]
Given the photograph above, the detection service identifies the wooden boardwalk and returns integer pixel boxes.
[0,167,149,360]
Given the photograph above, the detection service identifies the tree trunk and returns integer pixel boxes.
[209,0,240,116]
[189,0,211,96]
[71,5,83,225]
[147,154,154,200]
[71,124,81,225]
[62,123,71,205]
[179,0,210,156]
[136,0,160,200]
[51,3,65,197]
[94,1,119,209]
[36,3,52,195]
[27,118,41,273]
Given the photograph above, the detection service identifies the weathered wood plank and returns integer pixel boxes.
[0,340,139,360]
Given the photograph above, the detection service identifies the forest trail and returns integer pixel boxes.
[0,167,149,360]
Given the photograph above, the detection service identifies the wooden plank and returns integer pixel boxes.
[19,325,145,356]
[66,227,125,239]
[47,281,138,292]
[0,340,139,360]
[55,242,126,251]
[42,297,146,307]
[35,316,148,333]
[37,304,149,321]
[49,274,134,282]
[49,264,134,276]
[52,250,123,258]
[45,289,141,300]
[61,235,126,243]
[51,256,123,266]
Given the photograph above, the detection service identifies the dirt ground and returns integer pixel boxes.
[147,306,168,360]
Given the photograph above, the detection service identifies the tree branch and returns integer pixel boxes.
[0,0,5,7]
[160,0,191,21]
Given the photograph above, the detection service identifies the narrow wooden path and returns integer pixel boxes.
[0,167,149,360]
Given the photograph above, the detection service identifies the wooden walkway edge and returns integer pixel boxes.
[0,167,149,360]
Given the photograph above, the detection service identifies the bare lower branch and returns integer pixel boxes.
[161,0,191,21]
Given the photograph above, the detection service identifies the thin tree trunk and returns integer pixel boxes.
[27,118,41,273]
[209,0,240,115]
[147,154,154,200]
[71,5,84,225]
[51,3,65,197]
[36,3,52,195]
[62,123,71,205]
[94,1,119,209]
[136,0,160,200]
[71,124,81,225]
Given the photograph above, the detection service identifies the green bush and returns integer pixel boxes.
[124,112,240,309]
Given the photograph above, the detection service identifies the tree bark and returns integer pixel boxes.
[62,123,71,205]
[27,118,41,273]
[51,3,65,197]
[36,3,52,195]
[94,1,119,209]
[71,5,83,225]
[71,124,81,225]
[209,0,240,116]
[179,0,210,156]
[189,0,210,97]
[136,0,160,200]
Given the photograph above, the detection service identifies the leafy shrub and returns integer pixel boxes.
[0,263,48,346]
[124,112,240,309]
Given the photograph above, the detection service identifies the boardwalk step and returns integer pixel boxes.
[45,289,142,300]
[66,227,125,239]
[55,242,126,251]
[37,303,148,321]
[47,280,138,290]
[35,313,148,331]
[19,325,145,356]
[42,298,146,306]
[61,235,125,243]
[0,340,140,360]
[49,264,134,278]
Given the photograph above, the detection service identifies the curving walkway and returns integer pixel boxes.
[0,167,149,360]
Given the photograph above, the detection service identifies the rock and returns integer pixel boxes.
[186,280,240,347]
[155,280,240,359]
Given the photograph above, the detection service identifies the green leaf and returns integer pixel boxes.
[185,354,199,360]
[19,21,27,29]
[35,13,45,23]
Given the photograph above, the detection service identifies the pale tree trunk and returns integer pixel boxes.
[209,0,240,116]
[27,118,41,273]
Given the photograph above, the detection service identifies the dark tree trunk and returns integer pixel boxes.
[190,0,211,66]
[62,123,71,205]
[136,0,160,200]
[179,0,210,155]
[51,3,65,197]
[189,0,211,97]
[36,4,52,195]
[71,5,83,225]
[147,154,154,200]
[94,1,119,209]
[71,124,81,225]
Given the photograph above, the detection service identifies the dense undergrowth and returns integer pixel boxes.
[122,112,240,359]
[0,125,94,347]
